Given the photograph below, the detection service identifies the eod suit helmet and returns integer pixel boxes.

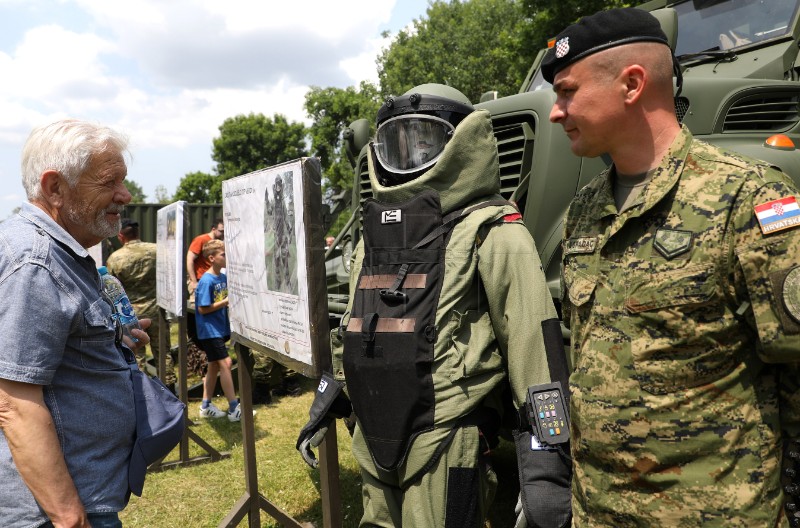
[372,83,473,186]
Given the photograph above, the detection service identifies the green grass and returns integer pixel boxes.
[123,327,520,527]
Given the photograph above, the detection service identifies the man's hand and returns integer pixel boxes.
[123,318,151,350]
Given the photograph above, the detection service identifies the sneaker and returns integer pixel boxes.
[199,403,226,419]
[227,405,242,422]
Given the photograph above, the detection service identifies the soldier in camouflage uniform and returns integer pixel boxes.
[107,218,177,387]
[250,350,301,404]
[543,8,800,526]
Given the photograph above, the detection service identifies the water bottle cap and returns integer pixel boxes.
[98,266,108,275]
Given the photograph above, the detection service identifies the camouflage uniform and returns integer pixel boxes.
[562,126,800,526]
[251,349,299,397]
[107,240,176,386]
[333,109,563,526]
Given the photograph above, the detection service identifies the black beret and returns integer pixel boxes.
[541,7,669,84]
[121,218,138,229]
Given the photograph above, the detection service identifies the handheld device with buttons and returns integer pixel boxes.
[524,381,570,446]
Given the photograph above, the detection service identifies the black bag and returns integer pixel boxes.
[126,360,185,497]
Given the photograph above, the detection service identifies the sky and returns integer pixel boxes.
[0,0,431,219]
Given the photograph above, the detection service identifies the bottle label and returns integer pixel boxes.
[114,297,137,326]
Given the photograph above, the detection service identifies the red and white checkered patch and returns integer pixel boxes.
[555,37,570,59]
[773,202,785,216]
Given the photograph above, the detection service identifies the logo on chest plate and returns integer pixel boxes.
[381,210,402,224]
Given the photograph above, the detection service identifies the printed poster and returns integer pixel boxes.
[222,160,313,367]
[156,201,185,315]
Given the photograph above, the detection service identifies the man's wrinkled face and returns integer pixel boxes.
[62,149,130,248]
[549,54,624,158]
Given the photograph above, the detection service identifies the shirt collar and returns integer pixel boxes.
[591,125,692,221]
[18,202,90,258]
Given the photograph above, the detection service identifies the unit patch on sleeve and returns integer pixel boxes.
[754,196,800,235]
[783,266,800,323]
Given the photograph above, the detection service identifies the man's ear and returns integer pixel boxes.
[40,170,66,208]
[621,64,647,105]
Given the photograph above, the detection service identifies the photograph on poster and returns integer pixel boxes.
[222,160,313,367]
[156,201,185,316]
[264,170,298,295]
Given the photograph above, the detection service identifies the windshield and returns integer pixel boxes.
[674,0,800,56]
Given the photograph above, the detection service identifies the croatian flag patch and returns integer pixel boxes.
[754,196,800,234]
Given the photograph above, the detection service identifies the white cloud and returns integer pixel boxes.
[0,0,430,217]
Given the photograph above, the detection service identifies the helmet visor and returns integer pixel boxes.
[374,114,454,175]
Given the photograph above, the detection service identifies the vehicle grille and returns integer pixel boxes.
[722,92,800,132]
[357,157,371,207]
[492,118,532,200]
[675,97,690,123]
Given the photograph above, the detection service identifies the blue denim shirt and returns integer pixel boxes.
[0,203,136,527]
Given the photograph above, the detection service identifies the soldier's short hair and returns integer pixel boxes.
[202,239,224,259]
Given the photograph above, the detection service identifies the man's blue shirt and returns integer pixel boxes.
[0,203,136,527]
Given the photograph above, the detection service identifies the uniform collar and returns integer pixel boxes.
[591,125,692,221]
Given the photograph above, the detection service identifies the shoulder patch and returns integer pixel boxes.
[502,212,522,223]
[783,266,800,323]
[754,195,800,235]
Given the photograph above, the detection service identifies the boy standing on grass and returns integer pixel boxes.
[195,239,241,422]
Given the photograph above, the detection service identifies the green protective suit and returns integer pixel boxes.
[562,126,800,527]
[332,109,563,527]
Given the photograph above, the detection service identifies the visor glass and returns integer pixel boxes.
[374,114,454,174]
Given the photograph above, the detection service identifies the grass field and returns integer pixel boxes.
[120,341,520,527]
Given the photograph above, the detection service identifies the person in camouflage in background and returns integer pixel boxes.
[543,7,800,527]
[250,350,301,404]
[107,218,177,388]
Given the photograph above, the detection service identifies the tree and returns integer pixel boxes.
[523,0,630,47]
[304,81,382,196]
[124,179,147,203]
[213,113,307,181]
[173,171,216,203]
[153,185,173,204]
[377,0,536,102]
[175,113,308,203]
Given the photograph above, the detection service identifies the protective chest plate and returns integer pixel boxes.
[343,190,447,471]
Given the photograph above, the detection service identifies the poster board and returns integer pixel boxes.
[87,242,103,266]
[222,158,328,377]
[156,201,186,316]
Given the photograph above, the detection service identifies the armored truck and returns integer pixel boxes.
[330,0,800,322]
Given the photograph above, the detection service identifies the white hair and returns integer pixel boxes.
[21,119,130,201]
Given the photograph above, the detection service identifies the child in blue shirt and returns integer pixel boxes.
[195,239,241,422]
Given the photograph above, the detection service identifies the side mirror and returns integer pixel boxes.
[343,119,371,168]
[651,7,678,52]
[480,90,499,103]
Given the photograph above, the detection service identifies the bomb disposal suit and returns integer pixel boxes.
[296,84,572,527]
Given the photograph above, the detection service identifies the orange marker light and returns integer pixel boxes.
[765,134,796,150]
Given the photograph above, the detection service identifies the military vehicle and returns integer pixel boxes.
[329,0,800,324]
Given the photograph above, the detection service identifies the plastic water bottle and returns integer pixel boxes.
[98,266,141,342]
